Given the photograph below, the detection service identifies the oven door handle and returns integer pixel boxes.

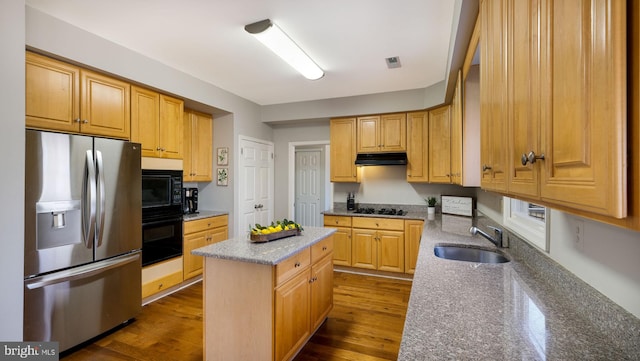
[142,217,183,227]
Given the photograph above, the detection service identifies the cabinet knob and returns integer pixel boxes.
[82,119,89,124]
[294,261,301,267]
[521,151,545,165]
[74,118,81,123]
[322,246,327,251]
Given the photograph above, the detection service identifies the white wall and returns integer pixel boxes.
[0,0,25,340]
[334,166,477,206]
[477,191,640,319]
[272,122,331,219]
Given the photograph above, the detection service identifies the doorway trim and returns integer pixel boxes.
[288,141,332,220]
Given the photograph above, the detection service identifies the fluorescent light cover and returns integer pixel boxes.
[245,19,324,80]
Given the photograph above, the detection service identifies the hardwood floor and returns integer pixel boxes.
[61,271,412,361]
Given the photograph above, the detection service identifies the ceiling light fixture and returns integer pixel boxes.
[245,19,324,80]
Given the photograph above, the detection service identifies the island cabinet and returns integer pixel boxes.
[357,113,406,153]
[26,51,131,139]
[183,109,213,182]
[131,85,183,159]
[182,215,228,280]
[351,217,404,273]
[322,215,352,266]
[201,233,334,361]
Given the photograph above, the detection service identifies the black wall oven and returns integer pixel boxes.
[141,170,183,266]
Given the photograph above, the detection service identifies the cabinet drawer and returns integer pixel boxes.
[323,215,352,227]
[352,217,404,231]
[276,248,311,286]
[141,270,182,299]
[311,235,334,264]
[184,215,228,234]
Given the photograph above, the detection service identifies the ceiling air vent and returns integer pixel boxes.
[386,56,401,69]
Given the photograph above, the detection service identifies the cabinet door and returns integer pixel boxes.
[274,270,310,361]
[450,71,463,185]
[377,230,404,273]
[158,94,183,159]
[351,229,377,270]
[380,113,406,151]
[330,226,352,267]
[208,226,228,245]
[406,111,429,182]
[480,0,508,192]
[428,106,452,183]
[540,0,627,218]
[357,116,380,153]
[187,110,213,181]
[310,255,333,331]
[404,220,424,274]
[183,231,207,280]
[330,118,359,182]
[80,70,130,139]
[25,52,80,133]
[508,0,542,198]
[131,86,160,157]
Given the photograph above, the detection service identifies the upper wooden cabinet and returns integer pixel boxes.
[537,0,626,218]
[406,111,429,182]
[450,70,463,185]
[479,0,508,193]
[183,109,213,182]
[330,118,359,182]
[131,86,183,159]
[26,51,130,139]
[481,0,627,219]
[428,106,452,183]
[357,113,406,153]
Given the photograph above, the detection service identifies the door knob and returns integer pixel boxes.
[482,165,492,172]
[521,151,545,165]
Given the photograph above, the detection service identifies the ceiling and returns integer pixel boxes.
[25,0,460,106]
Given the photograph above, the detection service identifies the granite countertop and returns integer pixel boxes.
[398,214,640,360]
[183,210,228,221]
[192,226,336,265]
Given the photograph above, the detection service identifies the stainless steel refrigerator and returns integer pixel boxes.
[24,130,142,352]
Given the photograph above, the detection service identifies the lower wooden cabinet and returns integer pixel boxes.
[324,215,423,274]
[183,215,228,280]
[404,220,425,274]
[141,257,183,299]
[351,217,405,273]
[323,215,352,266]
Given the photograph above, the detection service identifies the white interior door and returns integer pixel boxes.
[238,137,274,237]
[295,149,323,227]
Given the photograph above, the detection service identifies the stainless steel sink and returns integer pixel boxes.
[434,245,510,264]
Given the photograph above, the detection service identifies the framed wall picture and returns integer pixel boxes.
[217,168,228,186]
[217,147,229,166]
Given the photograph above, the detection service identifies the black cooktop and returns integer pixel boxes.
[353,207,406,216]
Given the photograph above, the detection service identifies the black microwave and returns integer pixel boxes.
[141,170,183,219]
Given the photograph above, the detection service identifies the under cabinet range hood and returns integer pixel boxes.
[355,153,408,166]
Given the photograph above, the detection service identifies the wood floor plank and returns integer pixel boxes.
[61,270,412,361]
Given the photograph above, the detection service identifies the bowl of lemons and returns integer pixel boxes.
[249,219,303,242]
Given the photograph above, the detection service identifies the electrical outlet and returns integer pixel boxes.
[574,219,585,251]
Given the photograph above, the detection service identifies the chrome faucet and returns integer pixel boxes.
[469,226,505,248]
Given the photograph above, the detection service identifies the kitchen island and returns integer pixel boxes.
[398,214,640,360]
[192,226,336,361]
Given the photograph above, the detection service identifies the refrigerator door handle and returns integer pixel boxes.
[96,150,106,247]
[25,252,140,290]
[83,150,97,248]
